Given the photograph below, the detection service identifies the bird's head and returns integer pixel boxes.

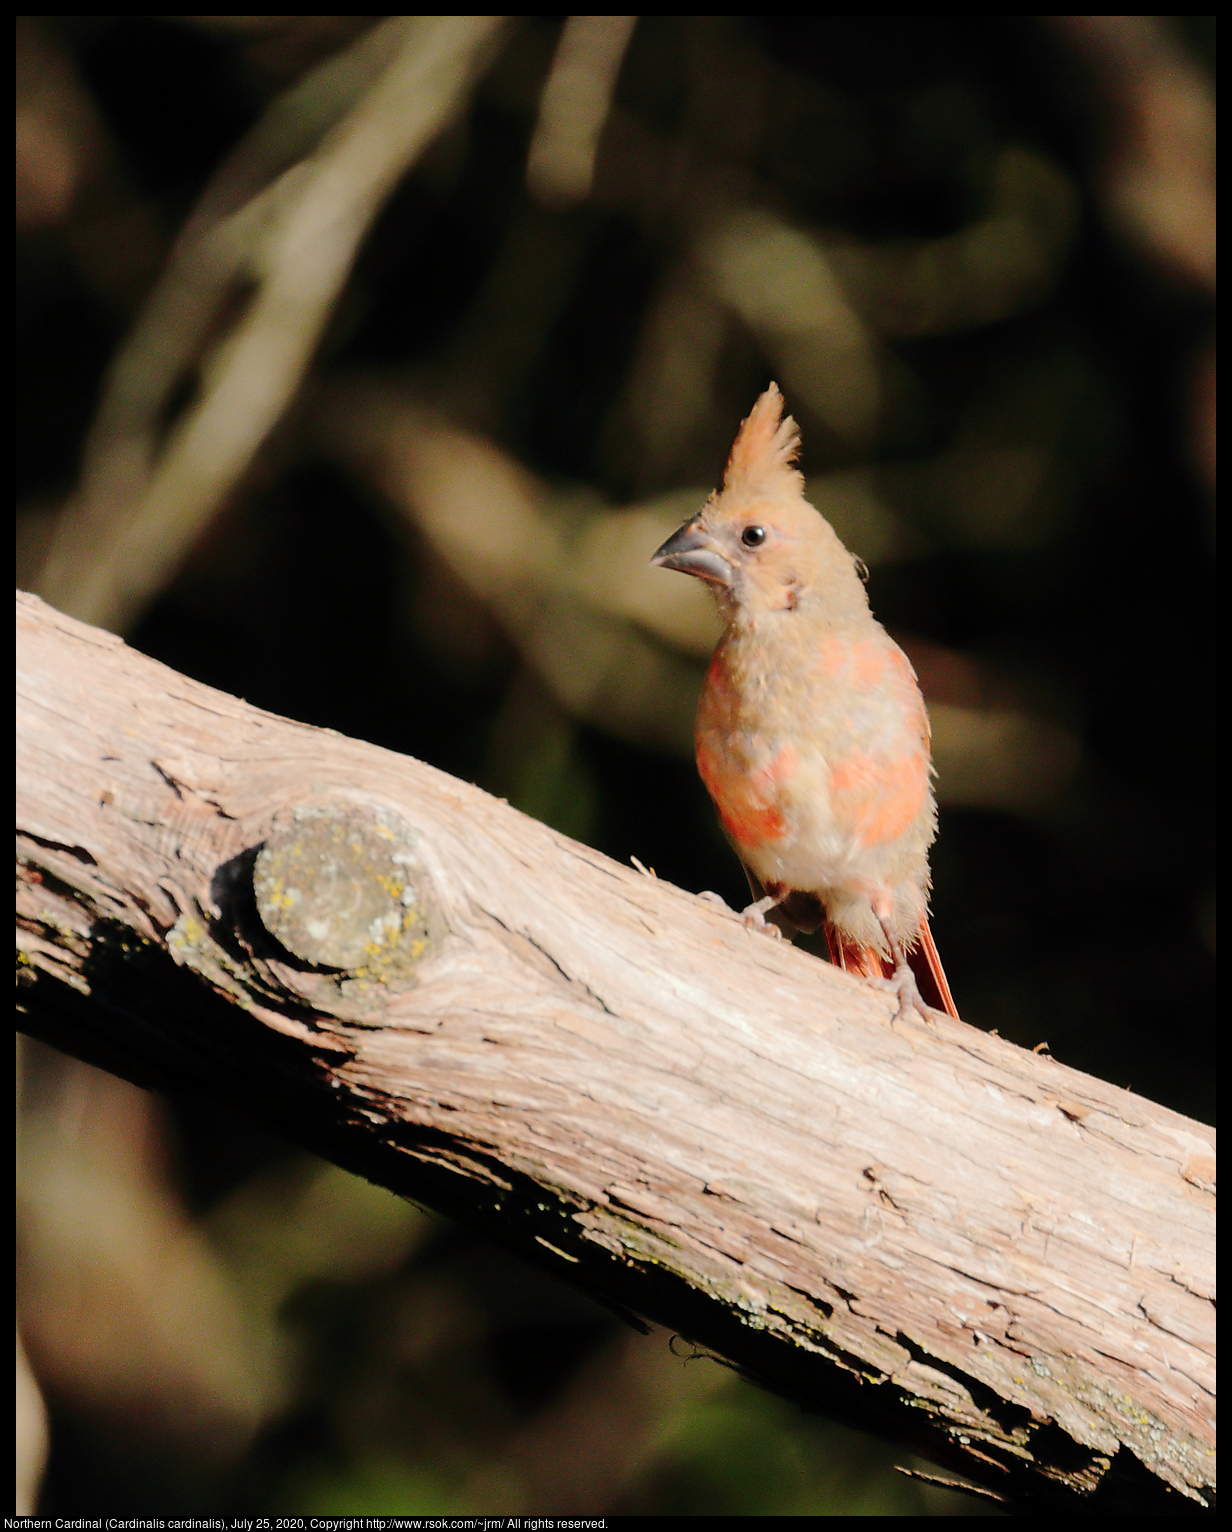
[651,383,870,628]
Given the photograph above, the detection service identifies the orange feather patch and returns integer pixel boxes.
[828,750,929,847]
[696,736,797,850]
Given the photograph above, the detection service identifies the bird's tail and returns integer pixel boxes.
[824,916,959,1020]
[738,864,959,1020]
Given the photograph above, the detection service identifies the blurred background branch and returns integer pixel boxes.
[527,16,637,210]
[1054,15,1215,293]
[33,16,507,632]
[16,13,1214,1519]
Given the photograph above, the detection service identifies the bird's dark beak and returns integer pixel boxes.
[650,522,732,587]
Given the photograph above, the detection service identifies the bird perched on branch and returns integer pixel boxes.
[651,383,957,1020]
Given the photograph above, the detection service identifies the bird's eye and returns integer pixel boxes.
[741,525,767,548]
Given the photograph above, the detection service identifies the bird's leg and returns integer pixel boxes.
[696,889,781,938]
[873,911,937,1025]
[740,892,783,937]
[742,893,778,925]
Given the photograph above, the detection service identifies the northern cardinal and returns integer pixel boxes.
[652,383,958,1020]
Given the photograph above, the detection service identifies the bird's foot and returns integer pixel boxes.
[698,890,782,938]
[869,962,944,1025]
[867,913,949,1025]
[740,893,782,937]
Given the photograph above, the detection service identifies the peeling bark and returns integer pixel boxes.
[16,591,1215,1512]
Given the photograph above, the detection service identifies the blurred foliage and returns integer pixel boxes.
[16,13,1213,1518]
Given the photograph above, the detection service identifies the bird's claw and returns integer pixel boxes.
[740,894,782,937]
[869,964,942,1025]
[748,917,782,938]
[698,890,782,937]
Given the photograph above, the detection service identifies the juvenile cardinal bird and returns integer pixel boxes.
[652,383,958,1020]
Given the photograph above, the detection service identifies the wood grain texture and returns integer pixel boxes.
[16,591,1215,1512]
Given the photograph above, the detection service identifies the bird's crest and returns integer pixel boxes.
[722,382,803,498]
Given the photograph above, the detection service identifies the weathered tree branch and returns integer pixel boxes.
[16,591,1215,1513]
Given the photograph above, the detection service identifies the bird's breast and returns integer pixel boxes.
[694,626,934,866]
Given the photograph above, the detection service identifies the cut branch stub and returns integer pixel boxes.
[252,805,438,1000]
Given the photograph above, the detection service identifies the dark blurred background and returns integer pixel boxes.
[16,14,1214,1517]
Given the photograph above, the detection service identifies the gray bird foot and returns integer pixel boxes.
[699,890,782,938]
[740,894,782,937]
[869,964,943,1025]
